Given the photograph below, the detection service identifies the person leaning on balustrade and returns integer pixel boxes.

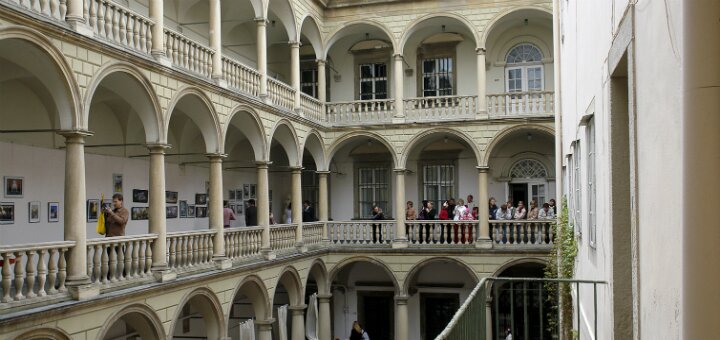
[539,203,555,219]
[496,204,513,220]
[527,200,539,220]
[513,201,527,220]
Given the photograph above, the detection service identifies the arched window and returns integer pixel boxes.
[510,159,548,179]
[505,44,544,93]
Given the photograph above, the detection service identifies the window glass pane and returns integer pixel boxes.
[375,80,387,95]
[423,60,435,74]
[360,64,372,78]
[375,64,386,77]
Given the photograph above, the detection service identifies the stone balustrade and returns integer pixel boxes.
[269,224,296,252]
[405,221,479,246]
[164,28,214,78]
[85,0,153,55]
[2,0,67,21]
[302,222,325,246]
[224,226,263,260]
[0,241,73,305]
[486,91,555,116]
[326,221,396,245]
[86,234,155,286]
[489,220,555,246]
[166,230,216,271]
[301,92,324,122]
[325,99,395,125]
[267,78,296,111]
[223,56,260,97]
[404,95,477,122]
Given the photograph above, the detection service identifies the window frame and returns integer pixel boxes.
[573,141,582,229]
[504,43,545,93]
[416,42,459,97]
[353,49,392,101]
[587,118,597,247]
[354,163,391,219]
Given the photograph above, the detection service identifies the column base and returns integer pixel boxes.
[260,94,270,104]
[67,282,100,301]
[214,256,233,269]
[152,52,173,67]
[213,76,227,88]
[475,238,493,249]
[392,238,409,249]
[261,248,276,260]
[476,110,489,119]
[67,19,94,37]
[392,117,406,124]
[295,241,307,253]
[152,268,177,282]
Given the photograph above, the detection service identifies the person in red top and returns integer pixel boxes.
[223,200,236,228]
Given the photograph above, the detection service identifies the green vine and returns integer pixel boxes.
[544,197,578,339]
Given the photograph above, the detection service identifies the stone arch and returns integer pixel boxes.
[491,257,548,278]
[400,128,482,168]
[165,86,222,153]
[83,62,163,143]
[97,303,166,340]
[402,257,479,295]
[398,12,480,54]
[0,25,81,131]
[323,19,398,59]
[266,0,298,40]
[301,129,327,171]
[328,256,400,294]
[307,258,330,295]
[492,37,552,65]
[481,124,555,166]
[223,104,268,161]
[169,287,226,340]
[229,274,273,321]
[273,265,305,306]
[326,131,398,169]
[299,14,324,57]
[268,119,301,166]
[480,6,553,48]
[11,328,71,340]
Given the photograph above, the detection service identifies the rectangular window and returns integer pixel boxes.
[587,118,596,246]
[531,184,546,206]
[567,154,574,222]
[574,141,582,228]
[358,167,389,218]
[423,164,455,210]
[422,57,454,97]
[359,63,387,100]
[301,68,318,98]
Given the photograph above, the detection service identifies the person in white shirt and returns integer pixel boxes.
[539,202,555,219]
[513,201,527,220]
[496,204,513,220]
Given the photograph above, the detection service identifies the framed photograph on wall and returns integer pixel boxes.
[0,202,15,224]
[28,201,40,223]
[236,189,243,201]
[133,189,148,203]
[112,174,123,194]
[250,184,256,199]
[87,199,99,222]
[131,207,149,220]
[166,206,178,219]
[229,190,236,200]
[243,184,250,199]
[187,205,196,218]
[4,176,23,198]
[179,200,188,218]
[195,193,207,205]
[166,191,178,204]
[48,202,59,222]
[196,206,208,218]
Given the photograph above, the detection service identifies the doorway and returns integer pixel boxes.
[509,183,528,206]
[358,291,394,340]
[421,293,460,340]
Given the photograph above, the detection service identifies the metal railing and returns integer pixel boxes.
[436,277,605,340]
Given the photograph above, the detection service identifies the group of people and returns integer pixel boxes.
[488,197,557,221]
[404,195,479,223]
[222,199,318,228]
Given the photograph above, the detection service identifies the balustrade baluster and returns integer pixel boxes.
[145,241,153,275]
[25,250,37,298]
[14,251,26,300]
[131,240,139,278]
[57,249,67,292]
[47,249,58,294]
[100,245,109,284]
[1,252,11,302]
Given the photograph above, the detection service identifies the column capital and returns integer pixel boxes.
[393,168,408,174]
[255,160,273,168]
[316,59,326,65]
[476,165,490,173]
[289,304,307,311]
[254,17,267,25]
[476,47,487,55]
[57,130,93,140]
[394,53,404,60]
[315,170,331,175]
[394,295,409,304]
[147,143,172,153]
[317,293,332,302]
[289,40,301,47]
[205,153,228,161]
[255,319,276,329]
[289,166,304,173]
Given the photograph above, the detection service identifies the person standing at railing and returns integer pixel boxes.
[548,198,557,215]
[302,200,317,222]
[513,201,527,220]
[245,199,257,226]
[405,201,416,243]
[539,203,555,219]
[438,201,450,243]
[371,206,385,243]
[466,194,476,212]
[453,198,472,243]
[104,193,129,237]
[527,200,539,220]
[284,202,292,224]
[488,197,498,220]
[497,204,513,220]
[223,200,236,228]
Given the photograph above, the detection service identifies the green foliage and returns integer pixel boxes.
[544,197,578,339]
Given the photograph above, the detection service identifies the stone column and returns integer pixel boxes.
[209,0,223,82]
[148,144,170,276]
[291,167,304,249]
[66,0,91,34]
[684,1,720,339]
[257,161,273,259]
[476,166,492,248]
[60,131,91,289]
[208,154,231,268]
[317,294,332,340]
[393,54,405,121]
[289,304,307,340]
[316,171,329,222]
[476,48,487,116]
[149,0,168,63]
[317,59,327,102]
[485,301,493,340]
[394,295,409,340]
[256,18,268,97]
[256,319,274,340]
[393,168,408,248]
[290,41,302,111]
